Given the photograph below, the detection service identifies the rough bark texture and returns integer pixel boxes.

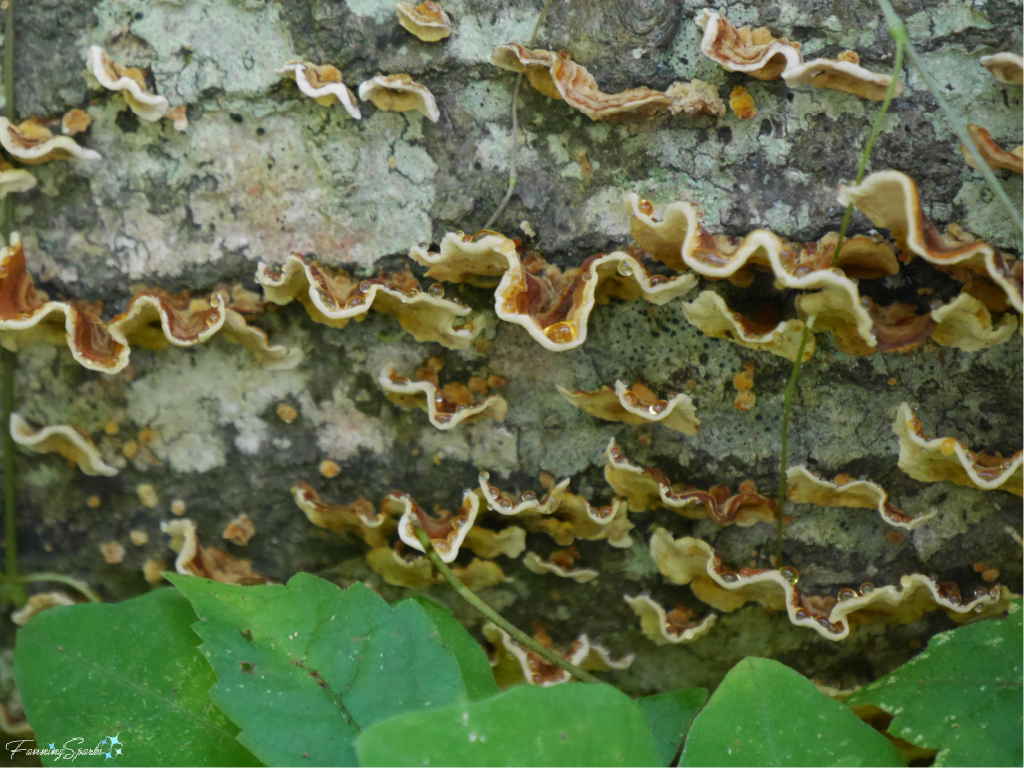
[1,0,1021,699]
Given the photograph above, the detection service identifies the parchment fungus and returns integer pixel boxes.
[161,519,267,585]
[624,594,717,645]
[291,482,392,548]
[0,118,100,164]
[695,10,901,100]
[605,439,775,526]
[980,52,1024,85]
[277,61,361,119]
[522,547,599,583]
[10,413,117,477]
[484,624,633,687]
[650,529,1012,641]
[413,229,696,351]
[379,364,508,430]
[88,46,180,127]
[785,467,936,530]
[395,2,453,42]
[557,381,699,435]
[894,404,1022,496]
[491,43,724,120]
[256,254,478,349]
[358,75,440,122]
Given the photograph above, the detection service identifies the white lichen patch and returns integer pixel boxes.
[126,344,306,473]
[299,385,394,462]
[92,0,296,104]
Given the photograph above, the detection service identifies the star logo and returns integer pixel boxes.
[115,748,122,756]
[104,751,113,760]
[48,744,55,750]
[107,734,122,748]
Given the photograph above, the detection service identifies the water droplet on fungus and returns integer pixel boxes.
[940,438,957,456]
[638,199,654,216]
[860,582,875,594]
[838,588,857,601]
[522,491,537,502]
[543,321,577,344]
[780,566,799,584]
[947,594,961,606]
[617,261,634,277]
[721,572,739,583]
[649,400,668,414]
[359,281,372,292]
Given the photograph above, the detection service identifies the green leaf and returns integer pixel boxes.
[846,601,1023,767]
[402,596,499,701]
[637,688,707,766]
[357,682,661,766]
[679,657,903,767]
[170,573,467,767]
[14,588,259,768]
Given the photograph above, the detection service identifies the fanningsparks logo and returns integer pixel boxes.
[7,732,124,761]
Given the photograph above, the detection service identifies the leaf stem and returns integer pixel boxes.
[412,526,604,685]
[774,323,812,567]
[12,572,102,603]
[483,0,555,230]
[777,27,908,564]
[832,38,904,266]
[1,0,17,597]
[873,0,1021,240]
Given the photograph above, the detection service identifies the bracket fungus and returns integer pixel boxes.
[478,470,568,516]
[11,591,76,627]
[478,470,632,547]
[522,547,599,583]
[256,254,478,349]
[393,490,479,563]
[695,9,801,81]
[557,381,699,435]
[464,525,526,559]
[0,236,296,372]
[695,10,901,100]
[413,229,696,350]
[277,61,361,120]
[0,118,100,164]
[10,413,117,477]
[624,192,1005,355]
[785,467,936,530]
[395,2,453,42]
[980,52,1024,85]
[961,124,1023,175]
[837,170,1023,313]
[0,162,36,198]
[483,623,633,687]
[379,364,508,430]
[894,404,1022,496]
[624,594,717,645]
[650,529,1012,641]
[88,46,178,126]
[682,291,814,362]
[928,291,1017,352]
[366,545,505,590]
[160,519,268,585]
[491,43,723,120]
[291,482,393,548]
[604,439,775,526]
[357,75,439,122]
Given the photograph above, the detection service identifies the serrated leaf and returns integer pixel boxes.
[170,573,466,767]
[356,682,661,766]
[846,601,1023,767]
[14,588,259,768]
[401,596,499,701]
[679,657,903,767]
[637,688,707,766]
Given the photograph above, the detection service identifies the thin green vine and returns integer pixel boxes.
[0,0,22,607]
[483,0,555,230]
[874,0,1021,240]
[412,526,604,685]
[775,37,906,565]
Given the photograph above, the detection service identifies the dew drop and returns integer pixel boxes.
[860,582,875,594]
[638,199,654,215]
[721,572,739,583]
[479,471,490,481]
[780,566,799,585]
[649,400,668,415]
[498,499,512,511]
[837,588,857,602]
[972,604,985,613]
[359,281,373,292]
[345,297,365,308]
[522,491,537,502]
[947,594,961,606]
[617,261,634,277]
